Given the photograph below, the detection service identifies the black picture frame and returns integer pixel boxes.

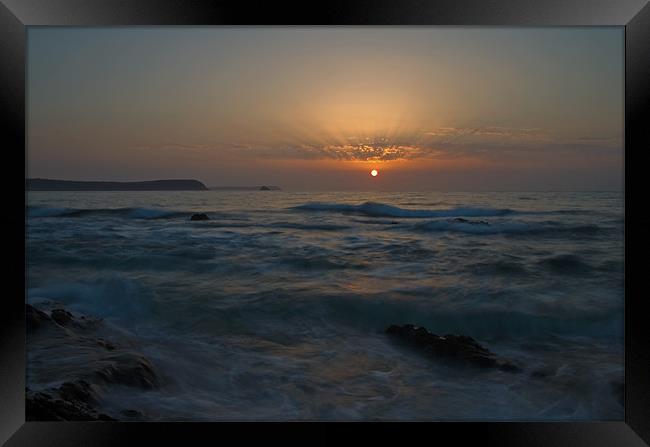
[1,0,649,445]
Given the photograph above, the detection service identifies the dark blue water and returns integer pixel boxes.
[26,191,624,420]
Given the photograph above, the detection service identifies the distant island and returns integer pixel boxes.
[210,186,281,191]
[27,178,209,191]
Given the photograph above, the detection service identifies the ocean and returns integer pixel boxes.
[26,191,624,420]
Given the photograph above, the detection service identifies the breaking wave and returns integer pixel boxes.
[292,201,515,218]
[28,206,187,220]
[403,219,604,236]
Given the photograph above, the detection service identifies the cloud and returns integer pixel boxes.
[133,143,217,152]
[423,126,551,144]
[425,127,546,138]
[280,126,619,162]
[296,142,430,162]
[132,126,621,163]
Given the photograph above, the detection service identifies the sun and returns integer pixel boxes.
[370,169,378,177]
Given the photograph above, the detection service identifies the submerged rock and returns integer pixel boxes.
[385,324,522,373]
[94,352,158,389]
[26,304,52,332]
[50,308,74,326]
[58,380,98,405]
[97,338,116,351]
[27,302,159,420]
[190,213,209,221]
[26,381,114,421]
[451,217,490,225]
[27,304,102,334]
[530,367,556,379]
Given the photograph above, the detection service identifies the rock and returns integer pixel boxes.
[259,185,271,191]
[28,304,101,333]
[97,338,116,350]
[26,384,115,421]
[58,380,97,405]
[385,324,522,373]
[27,303,159,421]
[190,213,209,221]
[530,366,557,379]
[27,304,158,389]
[451,217,489,225]
[26,304,52,332]
[51,308,74,326]
[94,353,158,388]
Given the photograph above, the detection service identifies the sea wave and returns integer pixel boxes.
[27,275,155,326]
[401,219,604,236]
[201,221,350,231]
[538,254,593,274]
[268,222,350,231]
[211,291,624,341]
[27,275,623,341]
[28,206,187,219]
[292,201,515,218]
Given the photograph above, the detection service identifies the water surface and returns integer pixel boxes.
[26,191,624,420]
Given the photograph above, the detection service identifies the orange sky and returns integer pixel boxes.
[28,27,623,191]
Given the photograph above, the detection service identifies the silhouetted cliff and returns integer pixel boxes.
[27,179,209,191]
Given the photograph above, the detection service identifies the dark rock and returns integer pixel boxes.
[94,353,158,388]
[59,380,97,405]
[28,304,158,389]
[385,324,522,373]
[451,217,489,225]
[26,387,116,421]
[530,366,557,379]
[97,338,116,350]
[29,304,100,332]
[26,303,158,421]
[74,314,103,330]
[190,213,209,221]
[26,304,52,332]
[51,308,74,326]
[259,185,271,191]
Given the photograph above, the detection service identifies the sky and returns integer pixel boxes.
[27,27,623,191]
